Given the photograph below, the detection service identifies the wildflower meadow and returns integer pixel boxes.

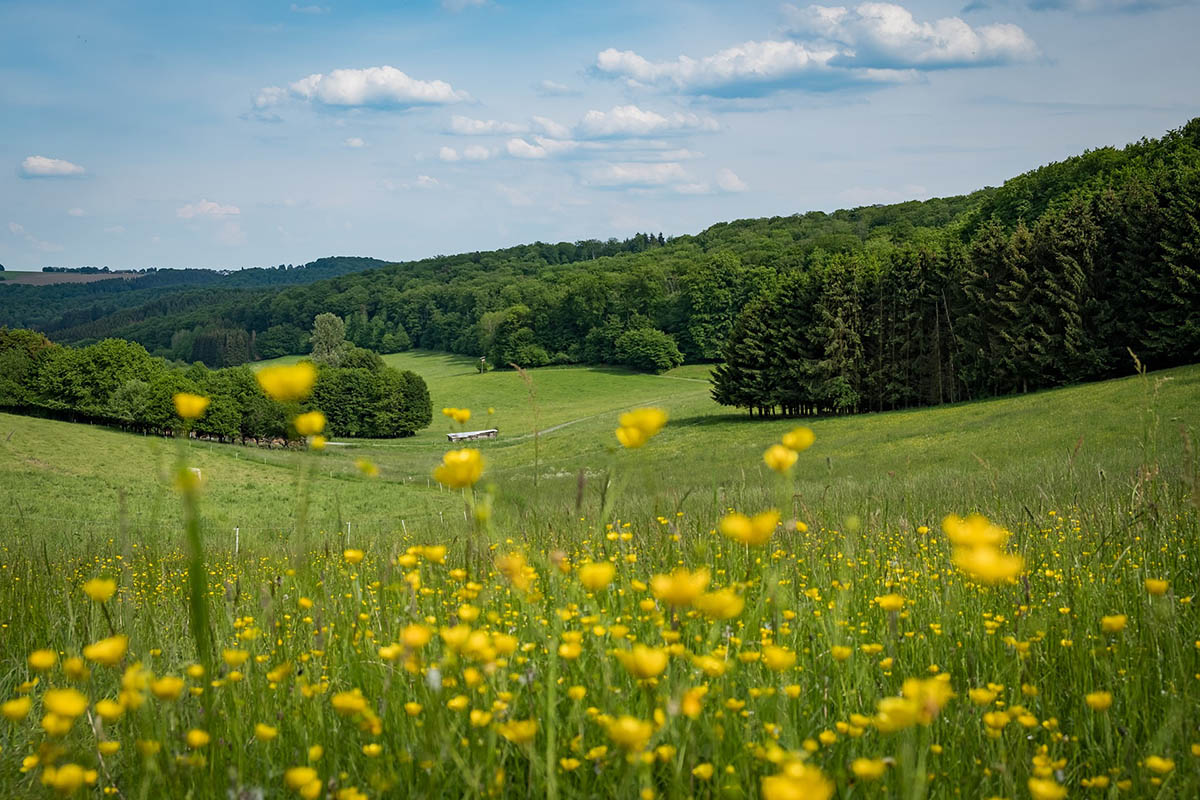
[1,357,1198,800]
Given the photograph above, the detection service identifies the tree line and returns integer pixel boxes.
[712,125,1200,414]
[0,327,432,442]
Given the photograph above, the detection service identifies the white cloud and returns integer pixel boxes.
[449,115,526,135]
[594,40,907,95]
[586,162,691,187]
[344,137,365,148]
[177,200,240,219]
[7,221,61,252]
[67,208,86,217]
[218,221,247,246]
[439,146,461,162]
[716,168,749,192]
[506,136,580,159]
[285,66,468,108]
[534,79,578,96]
[463,145,492,160]
[20,155,86,178]
[289,3,327,13]
[415,175,439,188]
[577,105,718,137]
[253,86,288,109]
[782,3,1037,69]
[531,115,572,139]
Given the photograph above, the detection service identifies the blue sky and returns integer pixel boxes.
[2,0,1196,270]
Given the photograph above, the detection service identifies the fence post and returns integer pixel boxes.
[234,527,240,557]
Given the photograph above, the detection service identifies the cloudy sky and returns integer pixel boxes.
[2,0,1196,270]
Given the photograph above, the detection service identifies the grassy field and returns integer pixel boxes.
[1,354,1198,798]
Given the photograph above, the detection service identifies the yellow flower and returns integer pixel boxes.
[355,458,380,477]
[719,509,780,546]
[1100,614,1127,634]
[762,762,834,800]
[186,729,210,749]
[285,766,320,791]
[256,362,317,402]
[82,578,117,603]
[1144,578,1169,596]
[44,688,89,718]
[94,699,124,722]
[433,448,484,489]
[968,688,997,707]
[681,686,707,718]
[173,392,210,420]
[616,645,670,679]
[902,676,953,723]
[447,695,470,712]
[253,723,278,741]
[830,646,852,662]
[331,690,368,716]
[851,758,888,781]
[875,593,905,612]
[98,741,120,756]
[560,758,581,772]
[606,716,654,750]
[223,649,249,667]
[763,646,797,671]
[362,743,382,757]
[1027,777,1068,800]
[497,719,538,745]
[615,407,668,448]
[28,649,57,671]
[452,408,471,424]
[650,567,710,607]
[692,763,715,780]
[2,696,32,722]
[343,549,365,565]
[577,561,616,591]
[952,544,1024,584]
[404,702,423,716]
[782,426,815,452]
[293,410,326,436]
[150,676,185,702]
[46,763,89,795]
[763,444,798,473]
[694,588,745,620]
[83,635,128,666]
[308,434,326,450]
[558,642,582,660]
[1144,756,1174,775]
[942,513,1010,548]
[1085,691,1113,711]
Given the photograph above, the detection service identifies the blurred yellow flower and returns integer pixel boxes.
[615,407,667,448]
[782,426,815,452]
[293,410,326,436]
[606,716,654,750]
[497,719,538,745]
[578,561,616,591]
[173,392,210,420]
[254,723,278,741]
[186,729,210,749]
[331,690,368,716]
[83,635,128,666]
[851,758,887,780]
[343,549,365,565]
[2,696,32,722]
[1027,777,1068,800]
[1085,691,1112,711]
[1144,578,1168,596]
[94,699,124,722]
[762,762,833,800]
[616,645,669,679]
[150,676,185,702]
[875,593,905,612]
[650,567,710,607]
[830,646,852,662]
[433,448,484,489]
[763,646,797,671]
[719,509,780,546]
[1101,614,1127,633]
[257,362,317,402]
[763,444,798,473]
[1144,756,1174,775]
[355,458,380,478]
[83,578,117,603]
[692,763,715,780]
[694,588,745,620]
[28,649,57,671]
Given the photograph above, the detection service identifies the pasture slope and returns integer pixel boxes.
[0,354,1198,800]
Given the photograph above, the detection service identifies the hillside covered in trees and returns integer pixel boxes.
[3,118,1198,415]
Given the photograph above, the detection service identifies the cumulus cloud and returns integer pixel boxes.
[716,168,749,192]
[586,162,692,187]
[439,146,461,161]
[415,175,439,188]
[345,137,365,148]
[463,145,492,160]
[449,115,526,135]
[177,200,240,219]
[594,40,909,96]
[506,136,580,159]
[282,66,468,109]
[577,105,718,138]
[8,221,62,252]
[20,155,86,178]
[534,79,579,96]
[782,3,1038,69]
[531,115,572,139]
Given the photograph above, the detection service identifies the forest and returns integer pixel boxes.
[2,118,1197,416]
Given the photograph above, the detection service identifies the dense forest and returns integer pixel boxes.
[0,326,432,442]
[2,118,1198,416]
